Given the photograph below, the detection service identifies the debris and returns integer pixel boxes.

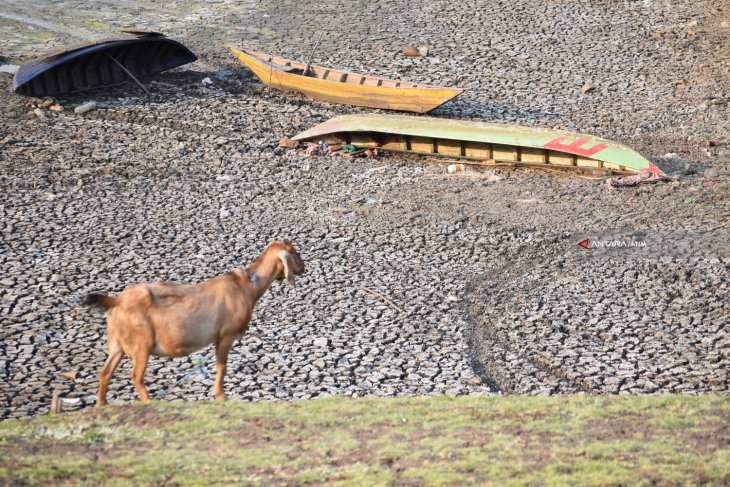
[279,137,299,149]
[302,31,325,76]
[358,285,403,313]
[74,101,97,114]
[606,170,679,189]
[581,82,596,94]
[49,104,64,112]
[0,64,19,75]
[305,142,326,157]
[32,108,45,119]
[447,163,465,173]
[60,398,81,405]
[60,371,79,380]
[418,45,429,56]
[682,163,696,175]
[403,46,420,57]
[704,167,719,179]
[230,48,462,113]
[13,32,197,97]
[201,77,213,85]
[293,114,664,175]
[662,152,678,159]
[120,29,164,37]
[103,52,152,95]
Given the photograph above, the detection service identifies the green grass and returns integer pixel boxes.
[1,395,728,486]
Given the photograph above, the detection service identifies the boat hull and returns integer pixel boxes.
[13,36,197,97]
[292,114,664,175]
[230,48,462,113]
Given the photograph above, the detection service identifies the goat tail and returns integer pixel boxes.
[84,293,119,309]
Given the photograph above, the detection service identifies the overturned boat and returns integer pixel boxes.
[230,48,463,113]
[292,114,664,175]
[13,31,197,97]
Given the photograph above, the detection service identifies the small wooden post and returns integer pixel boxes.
[51,392,62,414]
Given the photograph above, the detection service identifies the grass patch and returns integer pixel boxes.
[0,395,728,486]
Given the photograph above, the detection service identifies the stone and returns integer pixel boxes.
[580,82,596,94]
[402,46,419,57]
[313,337,329,347]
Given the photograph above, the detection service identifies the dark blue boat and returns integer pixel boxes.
[13,33,197,96]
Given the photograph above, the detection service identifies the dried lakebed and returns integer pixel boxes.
[1,0,729,418]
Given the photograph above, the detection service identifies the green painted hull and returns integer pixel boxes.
[292,114,663,175]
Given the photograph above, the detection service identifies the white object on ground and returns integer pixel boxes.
[74,101,97,114]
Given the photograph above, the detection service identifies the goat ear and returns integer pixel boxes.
[277,250,296,284]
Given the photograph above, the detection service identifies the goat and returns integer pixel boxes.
[84,240,304,407]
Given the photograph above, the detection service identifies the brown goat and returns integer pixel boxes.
[85,240,304,407]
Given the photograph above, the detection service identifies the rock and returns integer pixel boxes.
[0,64,19,75]
[313,337,329,347]
[402,46,419,57]
[418,45,429,56]
[60,371,79,380]
[49,105,64,112]
[580,82,596,94]
[32,108,45,119]
[704,167,719,178]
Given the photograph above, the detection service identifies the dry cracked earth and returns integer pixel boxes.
[1,0,729,419]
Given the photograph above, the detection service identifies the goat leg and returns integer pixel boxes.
[130,350,151,402]
[213,336,235,401]
[96,339,124,408]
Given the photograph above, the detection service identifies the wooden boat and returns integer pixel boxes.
[229,48,463,113]
[13,32,197,97]
[292,114,664,175]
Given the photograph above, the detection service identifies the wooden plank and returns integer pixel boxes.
[438,139,462,157]
[548,150,575,166]
[493,144,519,161]
[410,136,434,154]
[348,133,381,148]
[381,134,407,151]
[576,156,602,168]
[464,141,490,159]
[521,147,547,164]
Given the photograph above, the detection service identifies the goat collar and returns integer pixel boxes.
[248,272,263,299]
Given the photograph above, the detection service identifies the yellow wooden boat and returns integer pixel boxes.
[230,48,463,113]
